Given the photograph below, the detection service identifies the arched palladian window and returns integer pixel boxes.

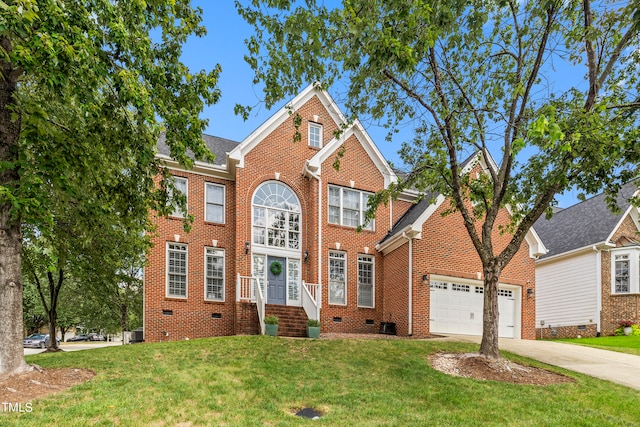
[252,181,301,250]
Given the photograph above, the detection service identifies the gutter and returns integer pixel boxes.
[403,232,413,336]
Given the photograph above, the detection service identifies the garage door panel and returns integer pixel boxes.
[430,279,517,338]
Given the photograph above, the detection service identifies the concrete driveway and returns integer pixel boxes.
[441,335,640,391]
[24,341,122,356]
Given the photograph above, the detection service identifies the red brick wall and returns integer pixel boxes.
[144,172,237,342]
[409,195,536,339]
[318,132,391,333]
[599,215,640,335]
[381,243,410,335]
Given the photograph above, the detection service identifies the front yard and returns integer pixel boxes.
[2,336,640,426]
[557,335,640,356]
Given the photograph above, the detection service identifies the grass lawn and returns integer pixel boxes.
[557,335,640,356]
[2,336,640,426]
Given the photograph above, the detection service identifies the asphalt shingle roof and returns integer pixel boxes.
[157,133,239,167]
[534,181,639,258]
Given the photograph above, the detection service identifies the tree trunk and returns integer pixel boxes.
[0,36,29,375]
[44,270,63,351]
[478,262,502,359]
[121,304,128,333]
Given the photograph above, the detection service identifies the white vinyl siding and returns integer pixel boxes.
[357,255,374,308]
[205,248,225,301]
[535,251,599,328]
[329,251,346,305]
[205,183,225,223]
[328,185,374,231]
[169,177,188,218]
[167,243,188,298]
[308,122,322,148]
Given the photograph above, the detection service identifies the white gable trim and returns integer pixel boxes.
[605,190,640,243]
[377,194,446,255]
[305,120,397,187]
[228,83,345,168]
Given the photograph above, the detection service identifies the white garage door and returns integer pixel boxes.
[429,279,517,338]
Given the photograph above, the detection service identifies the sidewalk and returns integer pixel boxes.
[441,335,640,390]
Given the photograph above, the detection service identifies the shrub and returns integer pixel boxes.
[307,319,320,327]
[614,323,640,336]
[264,315,278,325]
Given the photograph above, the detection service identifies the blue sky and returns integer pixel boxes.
[181,1,583,207]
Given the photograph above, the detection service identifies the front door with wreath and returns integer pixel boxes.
[267,256,286,305]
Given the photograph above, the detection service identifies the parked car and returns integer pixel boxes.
[88,333,105,341]
[67,333,106,342]
[67,334,90,342]
[23,334,59,349]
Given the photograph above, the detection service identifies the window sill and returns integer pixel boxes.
[204,221,226,226]
[165,296,187,301]
[327,223,375,233]
[204,299,226,304]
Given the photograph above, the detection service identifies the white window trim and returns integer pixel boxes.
[611,248,640,294]
[328,250,347,306]
[252,181,302,254]
[204,182,225,224]
[357,254,375,308]
[204,247,225,302]
[170,176,188,218]
[328,185,375,231]
[286,258,302,305]
[166,242,188,299]
[308,122,323,148]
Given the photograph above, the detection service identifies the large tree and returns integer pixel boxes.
[0,1,219,374]
[238,0,640,358]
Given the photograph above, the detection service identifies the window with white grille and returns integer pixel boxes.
[452,283,470,292]
[167,243,187,298]
[357,255,374,308]
[205,183,225,223]
[309,122,322,148]
[329,251,346,305]
[169,176,188,218]
[328,185,374,230]
[205,248,224,301]
[430,281,448,290]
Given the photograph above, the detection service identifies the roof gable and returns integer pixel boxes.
[305,120,397,187]
[535,181,640,259]
[229,83,345,168]
[378,151,546,258]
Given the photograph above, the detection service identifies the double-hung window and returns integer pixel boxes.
[205,183,225,223]
[614,254,631,293]
[167,243,187,298]
[611,249,640,294]
[309,123,322,148]
[169,176,188,218]
[357,255,374,308]
[205,248,225,301]
[328,185,374,230]
[329,251,346,305]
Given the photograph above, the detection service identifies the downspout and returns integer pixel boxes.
[304,162,323,306]
[594,245,602,336]
[403,232,413,336]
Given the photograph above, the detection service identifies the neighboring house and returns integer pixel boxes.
[534,181,640,338]
[144,84,542,342]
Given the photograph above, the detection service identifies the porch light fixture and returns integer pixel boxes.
[527,288,534,298]
[245,241,250,254]
[304,250,309,263]
[422,274,429,283]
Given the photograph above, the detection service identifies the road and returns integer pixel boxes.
[24,341,122,356]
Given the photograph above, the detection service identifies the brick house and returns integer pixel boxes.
[143,84,543,342]
[535,181,640,338]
